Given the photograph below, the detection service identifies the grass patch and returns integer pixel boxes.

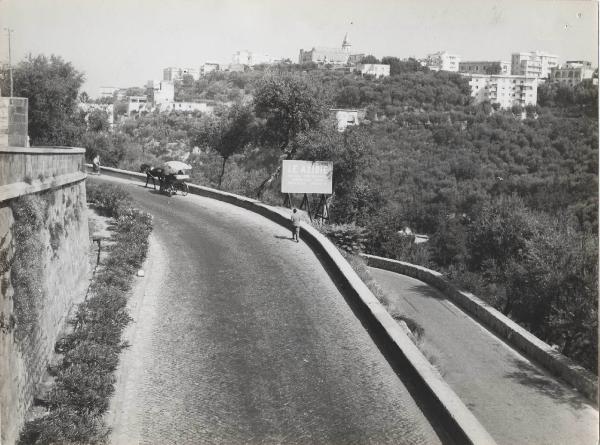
[18,182,152,445]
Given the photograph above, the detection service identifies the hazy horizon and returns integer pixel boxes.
[0,0,598,97]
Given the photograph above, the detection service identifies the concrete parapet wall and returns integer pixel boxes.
[1,149,88,445]
[0,147,86,188]
[362,254,599,405]
[91,165,497,445]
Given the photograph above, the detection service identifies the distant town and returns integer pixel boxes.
[81,34,597,132]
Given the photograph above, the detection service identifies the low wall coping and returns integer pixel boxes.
[0,146,86,155]
[0,172,87,203]
[89,164,498,445]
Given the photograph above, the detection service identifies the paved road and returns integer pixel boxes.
[99,176,444,445]
[370,268,599,445]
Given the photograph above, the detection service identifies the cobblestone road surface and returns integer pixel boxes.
[100,176,444,445]
[370,268,599,445]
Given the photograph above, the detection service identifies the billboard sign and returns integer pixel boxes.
[281,160,333,194]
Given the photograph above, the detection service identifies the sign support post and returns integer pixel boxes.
[300,193,313,222]
[280,160,333,224]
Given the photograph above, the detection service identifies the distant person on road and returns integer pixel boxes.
[92,154,101,175]
[290,208,302,242]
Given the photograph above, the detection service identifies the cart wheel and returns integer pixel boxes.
[180,183,189,196]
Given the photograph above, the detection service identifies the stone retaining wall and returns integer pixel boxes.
[0,148,88,445]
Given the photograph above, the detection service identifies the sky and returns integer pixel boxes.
[0,0,598,97]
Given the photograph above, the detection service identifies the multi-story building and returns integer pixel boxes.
[511,51,558,78]
[347,54,365,64]
[202,62,220,75]
[467,74,538,108]
[299,47,349,65]
[98,86,119,99]
[421,51,461,72]
[163,67,200,82]
[299,34,360,65]
[459,61,510,75]
[126,96,149,115]
[550,61,594,86]
[148,80,175,105]
[232,50,274,66]
[356,63,390,78]
[158,102,214,114]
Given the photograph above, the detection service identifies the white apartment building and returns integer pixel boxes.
[511,51,558,78]
[202,62,220,75]
[422,51,461,72]
[126,96,149,115]
[163,67,200,82]
[98,86,119,99]
[468,74,538,108]
[459,61,510,75]
[158,102,214,114]
[550,61,594,86]
[148,80,175,105]
[232,50,274,66]
[356,63,390,78]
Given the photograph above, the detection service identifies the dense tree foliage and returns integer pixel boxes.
[6,54,596,371]
[1,54,85,145]
[191,104,256,187]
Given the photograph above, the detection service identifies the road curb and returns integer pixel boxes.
[362,254,599,405]
[86,165,498,445]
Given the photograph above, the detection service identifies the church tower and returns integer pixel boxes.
[342,33,351,52]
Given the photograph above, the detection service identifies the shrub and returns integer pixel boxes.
[10,194,48,341]
[19,182,152,445]
[319,223,367,254]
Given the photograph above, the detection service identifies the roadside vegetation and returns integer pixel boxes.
[18,182,152,445]
[2,54,596,372]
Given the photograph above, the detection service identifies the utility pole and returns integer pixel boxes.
[4,28,13,97]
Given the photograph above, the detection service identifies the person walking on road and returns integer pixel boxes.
[290,208,302,242]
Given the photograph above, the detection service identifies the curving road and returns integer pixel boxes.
[98,175,444,445]
[370,268,599,445]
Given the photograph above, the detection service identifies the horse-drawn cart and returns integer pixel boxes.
[143,161,191,197]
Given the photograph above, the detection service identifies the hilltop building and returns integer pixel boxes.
[511,51,558,78]
[298,33,363,66]
[148,80,175,105]
[348,54,365,64]
[459,61,510,75]
[232,50,274,66]
[467,74,538,108]
[550,61,594,86]
[163,67,200,82]
[356,63,390,78]
[202,62,220,75]
[421,51,461,72]
[159,102,214,114]
[98,86,119,99]
[330,108,366,132]
[126,96,149,115]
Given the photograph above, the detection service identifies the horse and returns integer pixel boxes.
[140,164,164,190]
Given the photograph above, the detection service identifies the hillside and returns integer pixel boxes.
[18,60,593,372]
